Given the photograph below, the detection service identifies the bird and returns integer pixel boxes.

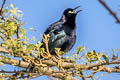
[41,6,82,56]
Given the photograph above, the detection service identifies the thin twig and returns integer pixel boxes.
[0,46,12,53]
[80,71,85,80]
[99,0,120,23]
[0,34,6,40]
[0,0,6,16]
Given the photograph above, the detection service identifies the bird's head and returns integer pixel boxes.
[63,6,82,20]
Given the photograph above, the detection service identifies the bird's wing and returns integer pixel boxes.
[44,21,66,43]
[41,21,67,53]
[48,26,66,42]
[48,27,67,54]
[44,21,63,34]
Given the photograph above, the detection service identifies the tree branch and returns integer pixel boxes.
[0,46,12,53]
[0,55,120,80]
[0,0,6,16]
[0,56,78,80]
[0,55,29,68]
[1,55,120,72]
[99,0,120,23]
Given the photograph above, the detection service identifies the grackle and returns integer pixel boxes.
[41,6,82,56]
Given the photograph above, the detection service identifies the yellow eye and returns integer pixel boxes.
[68,11,73,14]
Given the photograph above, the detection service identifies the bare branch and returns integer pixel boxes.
[0,55,29,68]
[99,0,120,23]
[0,0,6,16]
[0,56,77,80]
[80,71,85,80]
[0,46,12,53]
[0,55,120,80]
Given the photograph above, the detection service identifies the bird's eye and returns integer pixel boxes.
[68,11,73,14]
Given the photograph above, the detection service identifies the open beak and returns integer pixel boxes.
[73,6,82,14]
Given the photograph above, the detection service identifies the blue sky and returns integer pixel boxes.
[1,0,120,80]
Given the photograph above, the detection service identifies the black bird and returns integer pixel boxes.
[41,6,82,56]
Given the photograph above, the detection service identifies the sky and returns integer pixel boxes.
[1,0,120,80]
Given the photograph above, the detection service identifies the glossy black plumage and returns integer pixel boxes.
[41,6,81,56]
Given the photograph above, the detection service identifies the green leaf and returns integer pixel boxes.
[102,54,109,64]
[10,3,14,8]
[87,50,96,57]
[32,36,36,42]
[87,50,98,62]
[20,27,26,36]
[27,44,35,50]
[77,46,83,54]
[29,27,33,30]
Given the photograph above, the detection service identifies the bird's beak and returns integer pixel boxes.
[73,6,82,14]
